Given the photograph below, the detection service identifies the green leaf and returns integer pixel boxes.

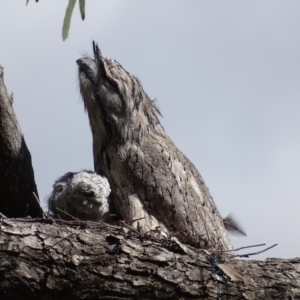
[62,0,77,41]
[79,0,85,21]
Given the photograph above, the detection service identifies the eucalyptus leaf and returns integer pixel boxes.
[62,0,76,41]
[79,0,85,20]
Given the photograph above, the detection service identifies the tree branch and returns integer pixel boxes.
[0,218,299,299]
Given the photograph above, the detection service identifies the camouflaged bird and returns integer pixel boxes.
[76,42,233,250]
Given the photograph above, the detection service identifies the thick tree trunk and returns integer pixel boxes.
[0,217,299,300]
[0,65,42,218]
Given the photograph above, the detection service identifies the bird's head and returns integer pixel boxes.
[77,41,138,119]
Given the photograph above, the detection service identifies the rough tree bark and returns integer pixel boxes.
[0,65,300,299]
[0,65,43,218]
[0,217,299,300]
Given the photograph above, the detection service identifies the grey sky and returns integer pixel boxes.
[1,1,300,259]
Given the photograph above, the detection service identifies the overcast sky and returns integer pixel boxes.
[1,1,300,259]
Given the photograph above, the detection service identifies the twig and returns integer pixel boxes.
[113,217,145,227]
[51,233,76,248]
[118,220,144,237]
[32,192,46,218]
[52,216,120,231]
[232,243,266,252]
[0,212,7,219]
[212,243,266,253]
[232,243,278,258]
[165,257,178,270]
[55,207,80,221]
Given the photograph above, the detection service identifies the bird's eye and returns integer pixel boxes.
[55,184,64,192]
[82,191,95,197]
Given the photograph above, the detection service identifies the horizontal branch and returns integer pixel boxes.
[0,218,299,299]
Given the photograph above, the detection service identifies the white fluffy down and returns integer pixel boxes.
[48,171,111,221]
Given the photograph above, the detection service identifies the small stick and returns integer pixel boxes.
[0,212,7,219]
[32,192,46,218]
[233,243,267,252]
[212,243,266,253]
[51,232,76,248]
[232,243,278,258]
[165,258,178,270]
[112,217,145,227]
[55,207,80,221]
[118,220,144,237]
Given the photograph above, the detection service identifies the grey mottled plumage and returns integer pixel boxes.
[48,170,111,221]
[76,42,232,250]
